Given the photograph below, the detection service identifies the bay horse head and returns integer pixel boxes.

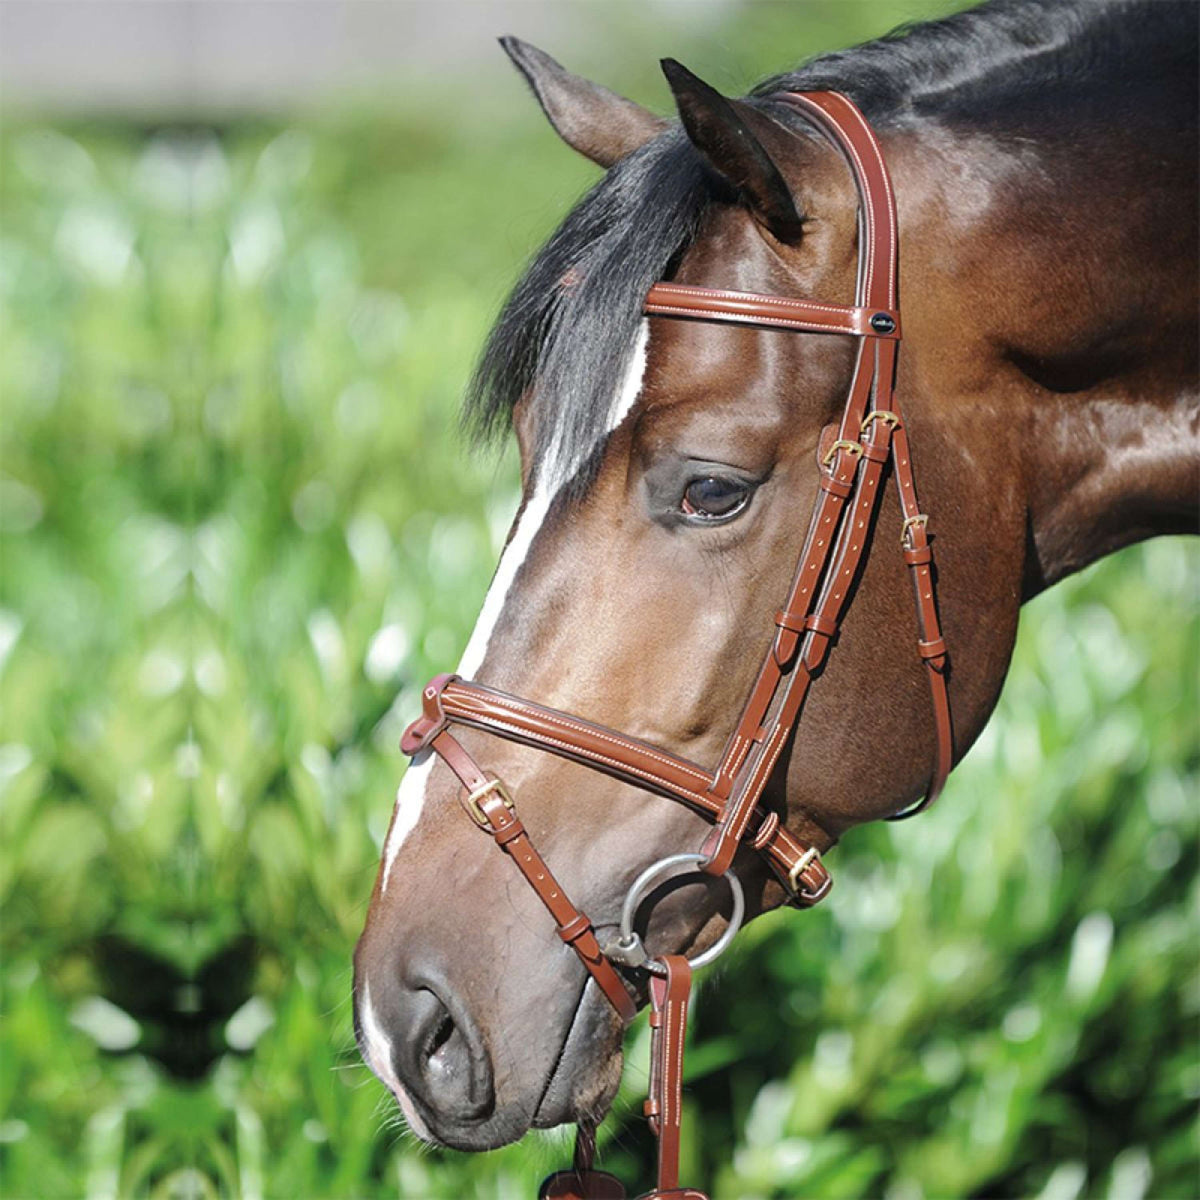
[355,8,1198,1161]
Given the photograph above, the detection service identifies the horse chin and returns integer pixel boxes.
[531,979,626,1131]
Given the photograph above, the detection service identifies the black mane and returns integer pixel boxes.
[753,0,1197,127]
[466,0,1197,490]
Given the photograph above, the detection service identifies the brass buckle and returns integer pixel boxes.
[466,777,514,829]
[901,513,929,547]
[860,409,900,434]
[787,846,821,894]
[822,439,864,468]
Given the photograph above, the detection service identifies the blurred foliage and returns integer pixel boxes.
[0,2,1196,1197]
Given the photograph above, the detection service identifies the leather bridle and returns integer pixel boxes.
[399,92,952,1200]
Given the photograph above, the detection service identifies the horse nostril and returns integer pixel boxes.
[402,984,493,1122]
[422,1004,463,1086]
[423,1008,455,1065]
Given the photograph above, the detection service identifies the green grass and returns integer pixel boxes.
[1,5,1197,1196]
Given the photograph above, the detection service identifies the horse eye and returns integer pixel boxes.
[681,476,750,520]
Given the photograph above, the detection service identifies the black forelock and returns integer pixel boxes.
[465,127,712,495]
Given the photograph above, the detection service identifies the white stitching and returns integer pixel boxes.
[668,986,686,1128]
[840,101,897,301]
[455,690,713,786]
[713,723,790,856]
[732,724,791,843]
[649,285,864,317]
[645,303,857,336]
[784,94,896,307]
[449,713,720,813]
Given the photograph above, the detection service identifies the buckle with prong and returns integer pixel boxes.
[901,513,929,547]
[860,410,901,434]
[822,439,864,468]
[787,846,820,893]
[465,777,514,829]
[785,845,832,905]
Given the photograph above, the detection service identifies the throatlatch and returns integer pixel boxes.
[401,90,952,1200]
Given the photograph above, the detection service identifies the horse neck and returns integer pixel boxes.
[887,112,1198,598]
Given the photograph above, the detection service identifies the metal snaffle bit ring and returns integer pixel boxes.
[611,852,745,977]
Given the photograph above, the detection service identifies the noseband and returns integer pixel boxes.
[400,92,952,1199]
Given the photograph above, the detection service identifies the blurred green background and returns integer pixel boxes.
[1,2,1196,1197]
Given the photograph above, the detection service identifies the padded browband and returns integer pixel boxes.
[644,283,900,338]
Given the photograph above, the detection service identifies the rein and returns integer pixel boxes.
[401,91,952,1200]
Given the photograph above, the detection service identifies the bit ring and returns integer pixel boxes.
[612,852,745,977]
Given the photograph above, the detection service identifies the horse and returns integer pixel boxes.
[354,0,1198,1183]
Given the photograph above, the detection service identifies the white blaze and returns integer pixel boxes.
[358,981,432,1141]
[380,321,650,892]
[455,484,555,680]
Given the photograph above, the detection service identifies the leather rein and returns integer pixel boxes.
[400,92,953,1200]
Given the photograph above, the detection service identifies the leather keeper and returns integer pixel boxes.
[492,819,526,846]
[400,715,442,756]
[804,611,839,637]
[903,543,933,566]
[557,914,593,945]
[861,441,889,463]
[774,609,806,633]
[818,473,853,499]
[918,636,947,660]
[751,810,780,850]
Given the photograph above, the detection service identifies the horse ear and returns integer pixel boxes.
[500,37,669,168]
[661,58,805,243]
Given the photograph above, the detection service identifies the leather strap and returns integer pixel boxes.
[642,957,705,1200]
[886,419,953,819]
[644,282,898,339]
[404,674,834,902]
[406,677,715,804]
[775,91,898,313]
[425,726,637,1022]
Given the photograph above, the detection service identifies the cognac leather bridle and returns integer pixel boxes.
[400,92,952,1200]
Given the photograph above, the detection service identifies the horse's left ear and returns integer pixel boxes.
[501,37,669,168]
[661,58,806,243]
